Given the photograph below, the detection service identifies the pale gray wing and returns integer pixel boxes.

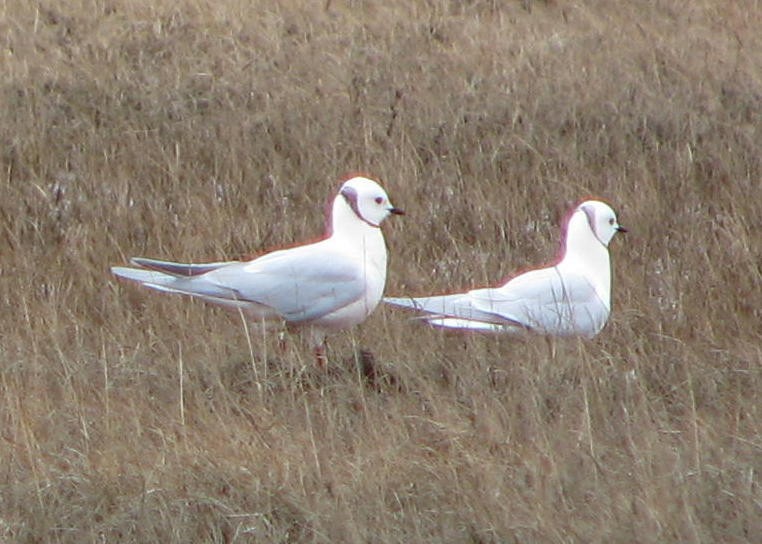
[470,266,607,336]
[384,293,524,327]
[130,257,237,277]
[195,245,366,323]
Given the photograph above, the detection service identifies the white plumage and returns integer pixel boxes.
[112,176,403,363]
[385,200,625,338]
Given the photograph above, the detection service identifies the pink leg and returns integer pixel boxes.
[314,343,328,368]
[278,331,288,353]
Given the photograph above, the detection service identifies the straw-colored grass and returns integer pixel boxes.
[1,1,760,542]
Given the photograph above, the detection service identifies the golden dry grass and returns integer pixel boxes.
[1,0,761,542]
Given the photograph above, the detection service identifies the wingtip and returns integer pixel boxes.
[111,266,138,283]
[383,296,419,309]
[129,257,152,268]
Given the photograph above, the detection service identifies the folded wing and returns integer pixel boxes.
[113,245,367,324]
[469,267,607,336]
[204,246,366,323]
[384,293,522,328]
[385,266,608,337]
[130,257,236,277]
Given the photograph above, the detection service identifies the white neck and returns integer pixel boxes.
[329,196,388,272]
[558,210,612,309]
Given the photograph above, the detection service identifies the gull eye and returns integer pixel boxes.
[608,218,615,225]
[374,196,384,204]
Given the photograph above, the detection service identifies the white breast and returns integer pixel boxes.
[315,228,388,331]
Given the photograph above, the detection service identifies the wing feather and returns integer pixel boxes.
[199,244,365,323]
[130,257,236,277]
[469,266,606,336]
[386,265,608,337]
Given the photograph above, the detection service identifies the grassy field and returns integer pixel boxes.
[1,0,761,542]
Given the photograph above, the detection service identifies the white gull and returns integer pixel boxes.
[112,176,404,364]
[384,200,625,338]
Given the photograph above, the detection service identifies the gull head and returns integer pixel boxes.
[575,200,627,247]
[338,176,404,228]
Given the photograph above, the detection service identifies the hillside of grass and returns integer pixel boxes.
[0,1,760,542]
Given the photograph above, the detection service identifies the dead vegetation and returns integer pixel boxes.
[0,1,760,542]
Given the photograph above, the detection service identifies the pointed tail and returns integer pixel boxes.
[111,266,187,294]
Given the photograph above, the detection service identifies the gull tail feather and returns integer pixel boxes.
[112,266,258,314]
[423,317,522,333]
[111,266,188,294]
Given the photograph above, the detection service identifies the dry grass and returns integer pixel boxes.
[1,0,761,542]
